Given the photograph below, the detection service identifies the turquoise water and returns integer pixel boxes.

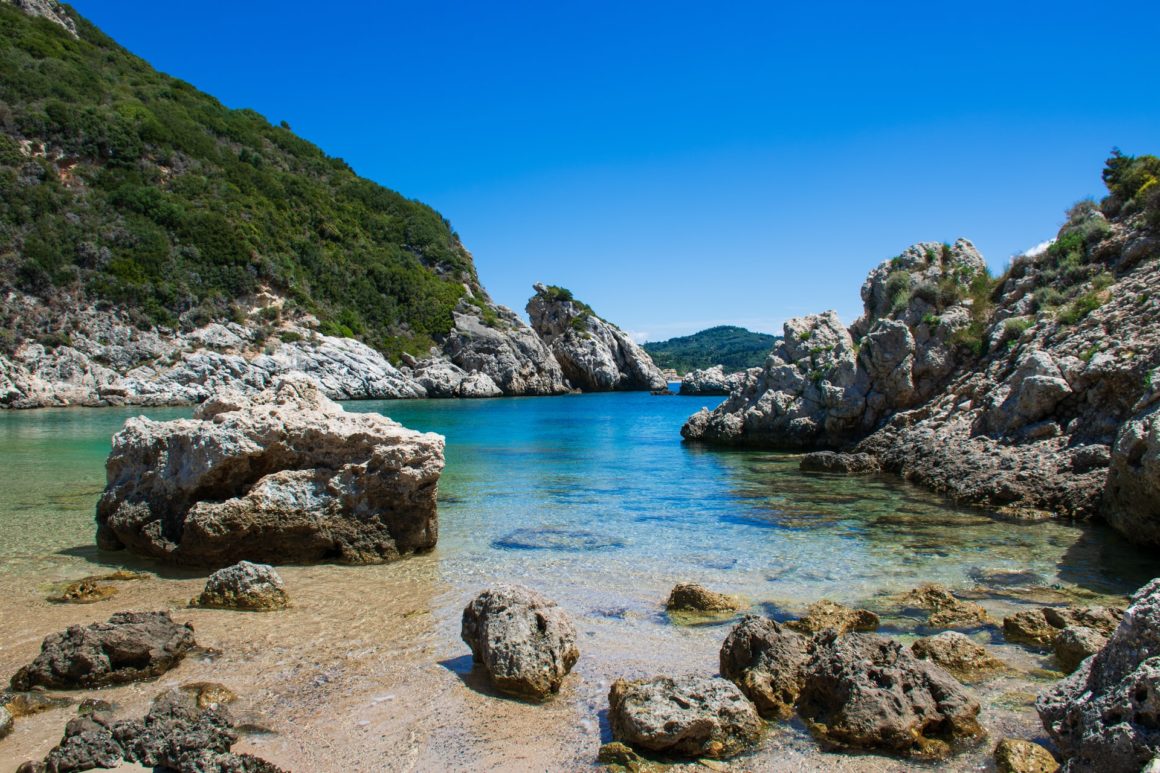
[0,392,1154,602]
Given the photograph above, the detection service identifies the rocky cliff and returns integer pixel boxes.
[527,283,667,391]
[685,151,1160,544]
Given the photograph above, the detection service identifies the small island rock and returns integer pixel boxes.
[461,584,579,701]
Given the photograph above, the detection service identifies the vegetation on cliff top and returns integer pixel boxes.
[0,4,477,360]
[643,325,778,374]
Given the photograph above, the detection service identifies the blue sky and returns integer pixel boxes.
[71,1,1160,341]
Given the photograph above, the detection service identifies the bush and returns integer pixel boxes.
[884,269,912,314]
[1058,291,1105,325]
[1003,317,1033,337]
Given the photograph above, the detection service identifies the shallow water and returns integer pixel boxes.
[0,392,1156,771]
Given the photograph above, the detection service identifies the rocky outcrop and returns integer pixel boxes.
[798,630,983,758]
[786,599,879,635]
[665,582,740,613]
[527,284,666,391]
[911,632,1005,681]
[719,616,809,719]
[1037,578,1160,772]
[11,612,195,690]
[607,675,762,759]
[2,0,77,37]
[21,686,285,773]
[460,585,579,701]
[193,561,289,611]
[95,377,444,566]
[442,302,570,396]
[678,366,755,396]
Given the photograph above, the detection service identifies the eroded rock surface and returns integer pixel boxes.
[679,366,754,396]
[911,632,1005,681]
[719,616,809,719]
[665,582,740,613]
[11,612,195,690]
[193,561,289,611]
[608,675,762,759]
[95,377,444,566]
[787,599,880,636]
[527,284,666,392]
[460,584,579,700]
[799,451,880,474]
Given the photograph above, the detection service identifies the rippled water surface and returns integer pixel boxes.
[0,391,1156,770]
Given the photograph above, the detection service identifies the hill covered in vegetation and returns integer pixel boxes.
[643,325,778,374]
[0,2,478,361]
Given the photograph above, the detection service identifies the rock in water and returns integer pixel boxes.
[719,616,809,719]
[798,631,983,758]
[11,612,195,690]
[1052,626,1106,674]
[460,585,579,700]
[911,632,1005,681]
[95,377,445,567]
[0,705,11,740]
[786,599,880,635]
[608,675,762,759]
[1037,578,1160,772]
[193,561,289,611]
[526,283,667,391]
[799,451,881,474]
[902,583,989,629]
[1104,403,1160,546]
[994,738,1060,773]
[665,582,740,613]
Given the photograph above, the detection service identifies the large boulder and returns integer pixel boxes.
[526,284,666,391]
[607,675,762,759]
[719,616,809,719]
[798,631,983,758]
[442,303,571,396]
[1037,578,1160,772]
[193,561,289,611]
[1104,403,1160,546]
[11,612,195,690]
[95,377,445,566]
[460,585,579,701]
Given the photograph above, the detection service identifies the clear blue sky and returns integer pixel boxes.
[70,1,1160,342]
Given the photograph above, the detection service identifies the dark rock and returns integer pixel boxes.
[786,599,879,635]
[461,584,579,700]
[665,582,740,613]
[799,451,880,474]
[193,561,289,611]
[719,615,808,719]
[10,611,195,690]
[608,675,761,759]
[1037,578,1160,772]
[798,631,983,758]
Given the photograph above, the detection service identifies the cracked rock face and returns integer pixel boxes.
[527,283,666,392]
[443,304,571,396]
[1037,578,1160,772]
[95,377,444,567]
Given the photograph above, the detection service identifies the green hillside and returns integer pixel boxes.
[643,325,777,374]
[0,3,478,360]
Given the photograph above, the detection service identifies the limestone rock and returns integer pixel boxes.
[2,0,77,38]
[1105,403,1160,545]
[798,631,983,758]
[95,377,444,566]
[902,583,989,629]
[0,705,11,740]
[11,612,195,690]
[911,632,1005,681]
[1037,578,1160,772]
[1053,626,1106,674]
[608,675,762,759]
[665,583,740,613]
[718,616,809,719]
[787,599,879,636]
[193,561,289,611]
[443,303,571,396]
[799,451,880,474]
[527,284,666,391]
[460,584,579,700]
[995,738,1060,773]
[679,366,754,396]
[1004,605,1123,649]
[410,356,502,399]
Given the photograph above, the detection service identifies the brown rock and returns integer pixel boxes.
[665,582,741,613]
[719,615,809,719]
[903,583,989,629]
[911,631,1005,681]
[994,738,1059,773]
[1052,626,1107,674]
[47,579,118,605]
[787,599,879,635]
[1004,609,1059,647]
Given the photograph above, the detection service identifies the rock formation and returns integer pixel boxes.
[1,0,76,37]
[442,301,571,396]
[718,616,809,719]
[11,612,195,690]
[95,377,445,566]
[193,561,289,611]
[607,675,762,759]
[460,585,579,701]
[527,284,666,391]
[678,365,756,396]
[901,583,990,629]
[1037,577,1160,772]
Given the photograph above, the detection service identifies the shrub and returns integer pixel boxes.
[884,269,912,314]
[1004,317,1033,337]
[1058,291,1105,325]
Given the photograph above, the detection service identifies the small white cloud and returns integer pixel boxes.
[1024,239,1054,258]
[626,330,650,343]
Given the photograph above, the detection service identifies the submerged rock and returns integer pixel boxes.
[193,561,289,611]
[798,631,983,758]
[11,612,195,690]
[787,599,879,635]
[527,283,666,392]
[95,377,445,567]
[47,578,118,605]
[718,616,809,719]
[994,738,1060,773]
[911,631,1006,681]
[799,451,880,474]
[2,691,73,718]
[665,583,740,614]
[1037,578,1160,772]
[608,675,762,759]
[461,585,579,701]
[902,583,989,629]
